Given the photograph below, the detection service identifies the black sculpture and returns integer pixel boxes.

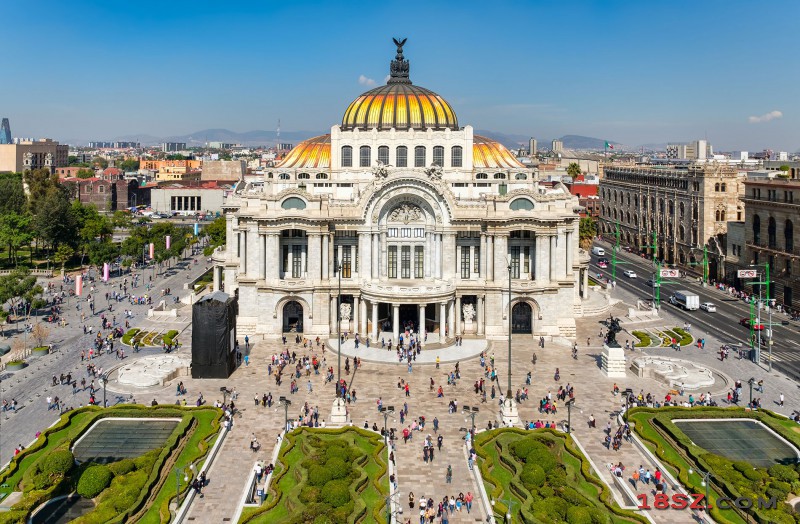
[606,316,621,347]
[389,37,411,83]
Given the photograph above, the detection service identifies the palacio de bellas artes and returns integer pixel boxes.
[212,40,590,351]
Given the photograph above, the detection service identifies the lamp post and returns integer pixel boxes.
[506,263,512,399]
[492,496,517,523]
[463,405,479,432]
[279,396,292,433]
[174,463,196,508]
[336,262,342,398]
[100,373,108,408]
[748,263,772,369]
[380,406,394,443]
[747,378,755,407]
[623,388,633,424]
[688,468,711,512]
[565,398,575,434]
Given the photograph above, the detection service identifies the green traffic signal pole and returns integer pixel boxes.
[610,222,633,282]
[748,262,772,370]
[687,246,709,285]
[647,230,660,307]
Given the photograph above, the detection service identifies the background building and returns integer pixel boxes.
[551,139,563,153]
[150,181,232,215]
[214,42,589,341]
[201,160,245,181]
[598,163,743,279]
[162,142,187,152]
[529,138,537,155]
[666,139,713,161]
[0,118,11,144]
[0,138,68,173]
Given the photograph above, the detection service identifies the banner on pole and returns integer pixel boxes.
[194,223,199,236]
[75,275,83,296]
[660,269,680,278]
[738,269,757,278]
[166,235,171,250]
[149,243,155,259]
[103,262,109,282]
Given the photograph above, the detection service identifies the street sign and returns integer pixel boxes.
[660,269,680,278]
[738,269,758,278]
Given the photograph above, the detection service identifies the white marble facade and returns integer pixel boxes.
[212,43,590,342]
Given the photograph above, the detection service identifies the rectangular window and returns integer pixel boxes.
[341,146,352,167]
[396,146,407,167]
[342,246,352,278]
[414,228,424,238]
[433,146,444,166]
[401,228,411,237]
[282,245,288,276]
[510,246,521,278]
[197,196,201,210]
[473,246,480,274]
[414,246,424,278]
[388,246,397,278]
[523,246,530,275]
[360,146,371,167]
[378,146,389,165]
[401,246,411,278]
[414,146,426,167]
[292,245,302,278]
[451,146,462,167]
[461,247,470,278]
[388,228,398,237]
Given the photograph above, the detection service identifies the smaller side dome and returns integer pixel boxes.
[473,135,525,169]
[277,135,331,169]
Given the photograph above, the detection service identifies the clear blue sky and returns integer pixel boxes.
[2,0,798,151]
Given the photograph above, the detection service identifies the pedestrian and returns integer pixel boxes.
[780,393,784,406]
[631,468,639,489]
[446,464,452,483]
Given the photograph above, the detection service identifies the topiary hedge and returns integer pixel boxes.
[41,449,75,477]
[162,329,179,346]
[672,327,693,346]
[632,330,651,348]
[77,465,114,498]
[121,328,140,346]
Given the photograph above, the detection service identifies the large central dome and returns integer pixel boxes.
[341,39,459,132]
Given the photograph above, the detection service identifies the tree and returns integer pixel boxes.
[24,168,60,214]
[53,244,75,270]
[31,323,50,348]
[204,216,226,248]
[119,159,140,172]
[68,155,79,165]
[32,185,76,250]
[0,268,41,327]
[166,154,185,160]
[91,156,108,169]
[87,239,119,266]
[111,210,133,230]
[567,162,582,179]
[0,211,34,265]
[579,217,597,250]
[76,168,96,179]
[0,173,27,215]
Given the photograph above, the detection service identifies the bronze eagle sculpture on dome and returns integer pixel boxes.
[389,37,410,83]
[393,37,407,52]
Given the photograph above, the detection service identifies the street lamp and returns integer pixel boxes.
[220,386,229,406]
[492,495,517,523]
[506,263,512,399]
[623,388,633,424]
[688,468,711,511]
[174,463,196,508]
[565,398,575,434]
[463,405,479,432]
[99,373,109,408]
[279,396,292,433]
[380,406,394,443]
[748,378,755,407]
[749,263,772,370]
[336,262,342,398]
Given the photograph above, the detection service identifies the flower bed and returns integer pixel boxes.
[632,330,651,348]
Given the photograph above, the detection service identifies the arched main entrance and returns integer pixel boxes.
[511,302,532,334]
[282,301,303,333]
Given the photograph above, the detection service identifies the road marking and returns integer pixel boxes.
[790,340,800,347]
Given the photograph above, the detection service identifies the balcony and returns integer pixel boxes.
[746,242,800,258]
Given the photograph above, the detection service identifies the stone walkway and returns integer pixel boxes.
[331,335,487,364]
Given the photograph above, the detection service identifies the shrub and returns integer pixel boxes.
[566,506,593,524]
[162,330,179,346]
[42,449,75,476]
[533,497,569,520]
[526,448,558,472]
[321,479,351,508]
[299,485,321,503]
[632,331,651,347]
[108,458,136,476]
[325,457,351,480]
[122,328,140,345]
[77,465,114,498]
[521,463,546,489]
[307,464,332,487]
[512,439,544,461]
[325,445,351,462]
[672,327,693,346]
[31,472,51,490]
[768,464,799,483]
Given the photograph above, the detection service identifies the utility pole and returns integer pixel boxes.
[612,222,621,280]
[648,230,660,307]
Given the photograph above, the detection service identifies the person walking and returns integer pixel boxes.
[779,393,784,406]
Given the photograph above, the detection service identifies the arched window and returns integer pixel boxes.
[315,173,328,179]
[720,210,725,221]
[634,195,639,208]
[768,216,777,248]
[267,172,274,179]
[626,212,631,224]
[510,198,534,211]
[432,146,444,166]
[414,146,426,167]
[515,173,527,180]
[679,202,685,219]
[476,173,488,180]
[278,173,291,180]
[715,210,720,221]
[493,173,506,180]
[281,197,307,210]
[297,173,310,179]
[721,183,726,192]
[377,146,389,165]
[714,183,720,192]
[451,146,463,167]
[786,220,794,252]
[669,200,674,214]
[359,145,371,167]
[341,146,352,167]
[396,146,408,167]
[752,214,761,244]
[613,190,618,203]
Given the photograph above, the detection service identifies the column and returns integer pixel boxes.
[434,234,441,279]
[494,235,507,284]
[455,296,462,335]
[380,232,387,278]
[456,245,461,279]
[392,304,400,342]
[268,234,280,279]
[371,301,378,342]
[258,233,266,280]
[238,231,246,274]
[213,266,221,291]
[359,232,370,280]
[301,245,307,279]
[565,230,574,275]
[418,304,426,339]
[307,234,321,280]
[425,232,433,278]
[353,296,360,335]
[371,233,379,279]
[322,234,329,279]
[549,234,557,282]
[477,295,485,336]
[488,236,495,280]
[535,233,543,282]
[330,295,337,333]
[444,234,456,279]
[337,245,343,274]
[480,234,487,279]
[439,302,446,343]
[582,268,589,299]
[359,298,368,335]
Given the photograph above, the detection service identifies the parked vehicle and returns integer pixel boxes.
[669,290,700,311]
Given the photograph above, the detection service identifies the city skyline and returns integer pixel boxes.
[2,0,798,151]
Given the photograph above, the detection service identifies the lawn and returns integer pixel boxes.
[629,407,800,524]
[474,428,647,524]
[0,405,221,524]
[241,427,389,524]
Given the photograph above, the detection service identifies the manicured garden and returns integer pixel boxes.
[240,427,389,524]
[0,405,221,524]
[629,407,800,524]
[122,328,180,348]
[474,428,647,524]
[631,327,693,348]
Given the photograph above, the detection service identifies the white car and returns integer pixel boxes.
[699,302,717,312]
[623,270,637,278]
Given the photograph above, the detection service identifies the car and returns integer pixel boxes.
[623,270,637,278]
[739,317,764,330]
[644,279,660,288]
[598,258,609,265]
[597,261,608,269]
[699,302,716,312]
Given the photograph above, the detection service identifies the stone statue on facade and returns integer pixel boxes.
[23,152,32,167]
[462,303,476,322]
[425,164,443,180]
[389,203,422,224]
[44,152,53,166]
[372,161,389,179]
[340,303,352,322]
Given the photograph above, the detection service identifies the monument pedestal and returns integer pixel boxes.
[498,398,520,427]
[601,344,627,378]
[329,397,349,426]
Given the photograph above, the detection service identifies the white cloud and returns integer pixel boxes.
[748,110,783,123]
[358,75,376,87]
[384,75,391,84]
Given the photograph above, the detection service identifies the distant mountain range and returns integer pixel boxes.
[69,128,626,151]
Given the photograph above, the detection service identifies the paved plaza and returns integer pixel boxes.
[2,259,799,523]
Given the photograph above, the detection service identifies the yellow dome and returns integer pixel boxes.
[473,135,525,169]
[277,134,330,169]
[341,38,458,132]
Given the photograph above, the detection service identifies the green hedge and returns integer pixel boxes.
[632,330,651,347]
[121,328,140,346]
[162,329,179,346]
[672,327,693,346]
[77,465,114,498]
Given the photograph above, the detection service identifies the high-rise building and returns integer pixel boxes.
[162,142,187,152]
[551,139,563,153]
[0,138,69,173]
[529,138,537,155]
[0,118,11,145]
[666,139,713,161]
